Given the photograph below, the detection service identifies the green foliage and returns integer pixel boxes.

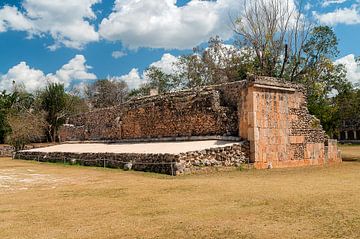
[0,90,35,143]
[38,83,67,142]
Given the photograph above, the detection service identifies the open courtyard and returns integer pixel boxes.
[1,152,359,239]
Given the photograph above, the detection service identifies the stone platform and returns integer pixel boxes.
[15,140,250,175]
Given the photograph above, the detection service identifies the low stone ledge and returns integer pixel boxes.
[15,141,250,175]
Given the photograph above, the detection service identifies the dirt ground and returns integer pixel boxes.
[0,157,359,239]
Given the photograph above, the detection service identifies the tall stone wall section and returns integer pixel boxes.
[239,76,340,168]
[61,88,240,141]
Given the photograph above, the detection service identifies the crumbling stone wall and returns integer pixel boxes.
[0,145,14,157]
[15,142,250,175]
[61,88,240,141]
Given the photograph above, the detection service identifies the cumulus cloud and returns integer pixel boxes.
[110,68,144,89]
[0,62,46,92]
[314,4,360,25]
[46,55,97,87]
[0,55,97,92]
[335,54,360,85]
[109,53,180,89]
[149,53,179,74]
[0,0,100,49]
[99,0,242,49]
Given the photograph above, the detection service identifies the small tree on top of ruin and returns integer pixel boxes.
[232,0,313,80]
[85,79,129,108]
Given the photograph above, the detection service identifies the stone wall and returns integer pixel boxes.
[60,87,241,141]
[0,144,55,157]
[339,119,360,142]
[239,76,338,168]
[325,139,342,163]
[15,142,250,175]
[0,145,14,157]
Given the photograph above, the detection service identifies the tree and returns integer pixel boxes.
[85,79,128,108]
[0,91,13,144]
[129,66,180,97]
[233,0,312,78]
[176,36,254,88]
[6,112,46,151]
[0,89,35,144]
[39,83,68,142]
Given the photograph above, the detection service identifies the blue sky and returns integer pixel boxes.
[0,0,359,92]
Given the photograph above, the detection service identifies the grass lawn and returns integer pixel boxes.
[0,157,359,239]
[339,144,360,162]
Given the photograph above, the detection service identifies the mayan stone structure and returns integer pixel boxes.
[338,118,360,143]
[50,75,341,171]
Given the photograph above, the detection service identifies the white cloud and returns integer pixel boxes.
[0,55,97,92]
[0,0,100,49]
[0,62,46,92]
[149,53,179,74]
[110,68,144,90]
[46,55,97,87]
[322,0,348,7]
[109,53,180,89]
[99,0,242,49]
[112,51,127,59]
[314,5,360,25]
[0,6,33,32]
[335,54,360,85]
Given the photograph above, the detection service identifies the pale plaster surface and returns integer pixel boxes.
[22,141,240,154]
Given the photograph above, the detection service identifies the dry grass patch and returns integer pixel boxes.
[0,158,359,239]
[339,144,360,161]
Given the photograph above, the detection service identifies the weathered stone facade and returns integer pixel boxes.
[61,88,238,141]
[17,76,341,174]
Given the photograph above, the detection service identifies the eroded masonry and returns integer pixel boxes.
[16,76,341,174]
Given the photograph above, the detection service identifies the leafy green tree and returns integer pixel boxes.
[0,91,13,143]
[39,83,67,142]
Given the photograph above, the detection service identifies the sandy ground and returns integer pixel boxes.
[21,140,240,154]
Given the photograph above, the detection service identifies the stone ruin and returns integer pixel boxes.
[339,118,360,143]
[15,76,341,175]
